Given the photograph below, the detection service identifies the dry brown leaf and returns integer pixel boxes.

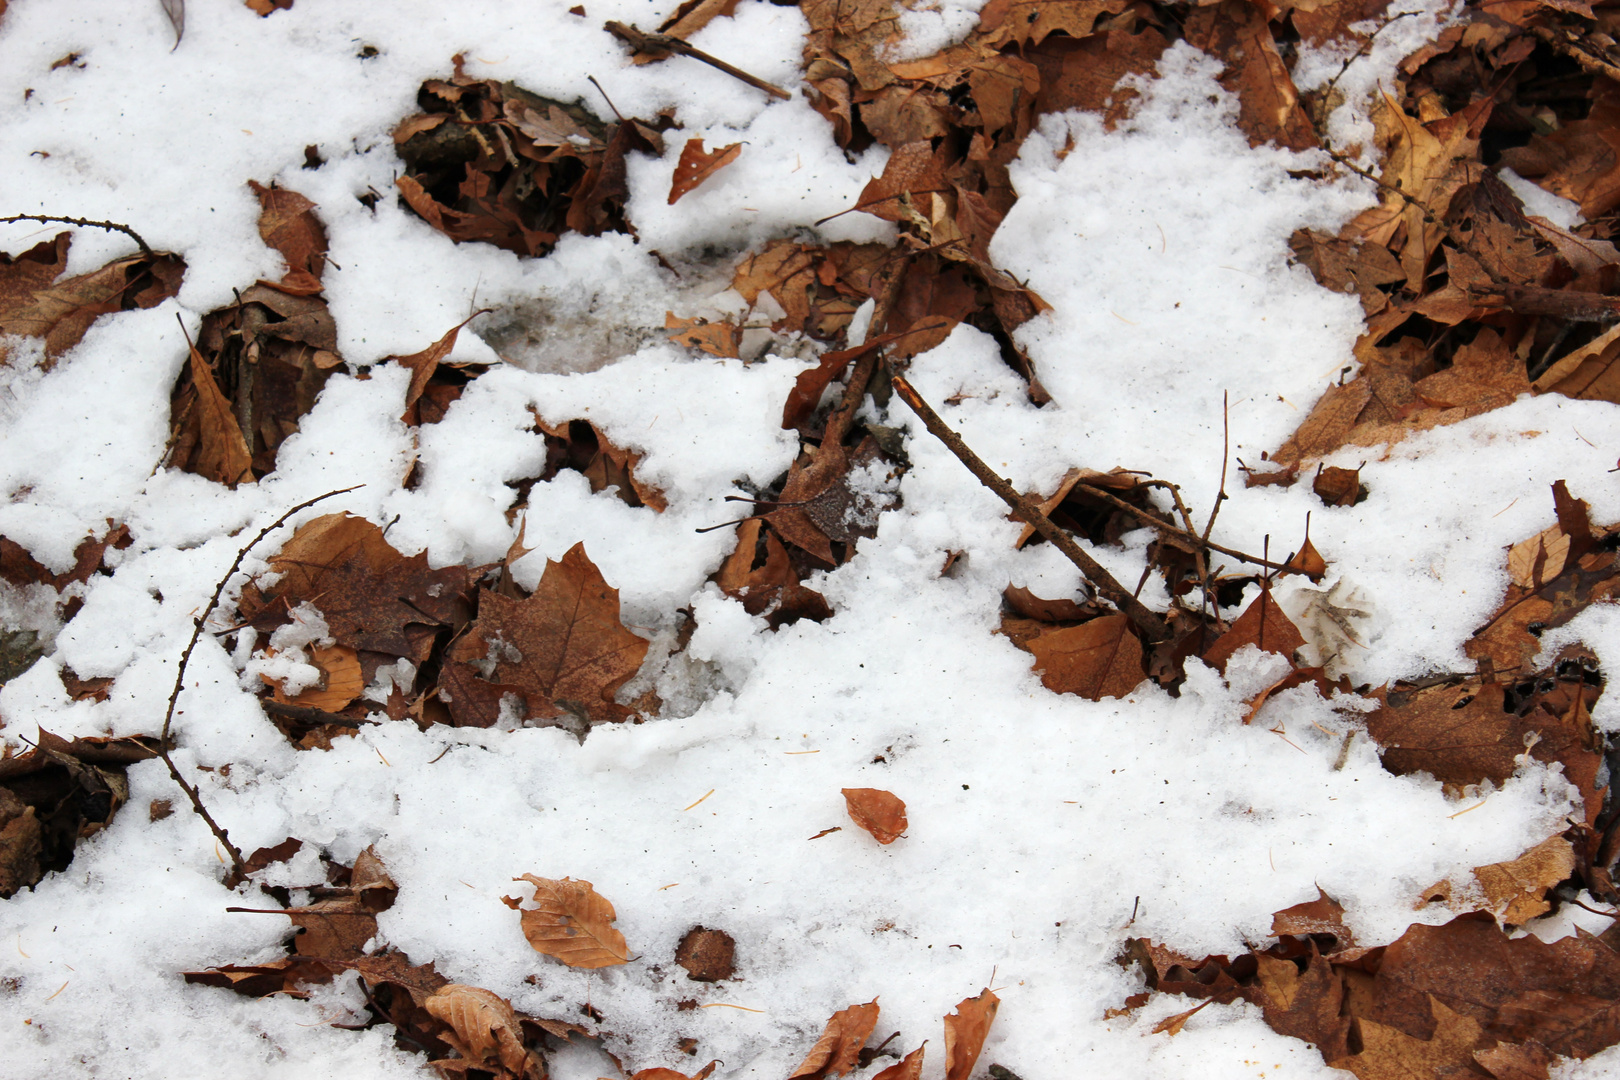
[790,999,880,1079]
[657,0,740,36]
[514,874,630,968]
[269,644,362,713]
[392,312,489,420]
[1201,589,1307,672]
[668,139,743,204]
[249,180,326,287]
[943,988,999,1080]
[622,1065,720,1080]
[974,0,1129,46]
[424,984,532,1076]
[1327,997,1488,1080]
[841,787,907,844]
[1024,614,1145,701]
[1508,524,1572,589]
[665,312,741,358]
[475,542,650,728]
[0,232,184,363]
[870,1045,925,1080]
[1472,836,1577,924]
[184,344,255,487]
[1183,0,1316,151]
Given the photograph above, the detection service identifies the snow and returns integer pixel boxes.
[0,1,1613,1079]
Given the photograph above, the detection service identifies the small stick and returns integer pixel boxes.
[890,375,1170,643]
[1202,391,1230,548]
[586,75,624,122]
[1072,485,1290,572]
[260,700,376,728]
[604,22,790,100]
[159,486,360,877]
[821,254,916,453]
[0,213,155,258]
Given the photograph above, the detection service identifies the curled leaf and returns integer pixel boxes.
[423,983,531,1076]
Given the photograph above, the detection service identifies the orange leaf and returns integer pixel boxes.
[514,874,630,968]
[625,1064,719,1080]
[871,1045,924,1080]
[423,984,531,1075]
[841,788,907,844]
[669,139,743,205]
[790,999,880,1079]
[665,311,741,358]
[943,988,999,1080]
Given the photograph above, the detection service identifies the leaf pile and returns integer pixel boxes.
[236,514,651,745]
[392,60,664,257]
[1268,0,1620,474]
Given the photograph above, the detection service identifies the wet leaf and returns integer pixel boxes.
[665,311,741,358]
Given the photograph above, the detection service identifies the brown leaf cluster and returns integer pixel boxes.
[790,990,998,1080]
[1268,0,1620,474]
[393,66,664,257]
[167,180,341,487]
[237,514,649,745]
[0,230,183,367]
[1126,901,1620,1080]
[0,730,156,898]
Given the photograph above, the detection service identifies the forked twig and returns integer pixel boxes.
[890,375,1171,643]
[1074,483,1291,573]
[159,487,359,877]
[0,213,155,258]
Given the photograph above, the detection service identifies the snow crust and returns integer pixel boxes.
[0,1,1614,1078]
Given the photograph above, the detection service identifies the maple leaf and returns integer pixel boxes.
[790,999,881,1080]
[668,139,743,204]
[513,874,630,968]
[424,984,535,1078]
[943,988,999,1080]
[474,542,650,728]
[841,787,907,844]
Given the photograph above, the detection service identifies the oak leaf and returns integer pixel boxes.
[514,874,630,968]
[943,988,999,1080]
[841,787,907,844]
[475,543,650,728]
[790,999,881,1079]
[974,0,1129,47]
[1327,997,1488,1080]
[668,139,743,204]
[425,984,533,1077]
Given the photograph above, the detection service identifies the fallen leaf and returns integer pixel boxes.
[248,180,326,288]
[1472,836,1577,924]
[393,312,490,421]
[790,999,881,1080]
[1183,1,1316,151]
[665,311,741,358]
[668,139,743,204]
[841,787,907,844]
[424,984,532,1077]
[1023,614,1146,700]
[1201,587,1307,672]
[268,643,362,713]
[474,543,651,728]
[514,874,631,968]
[870,1045,925,1080]
[943,988,999,1080]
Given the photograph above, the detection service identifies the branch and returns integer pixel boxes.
[604,22,791,100]
[159,486,361,878]
[890,375,1171,643]
[1075,483,1292,573]
[0,214,154,258]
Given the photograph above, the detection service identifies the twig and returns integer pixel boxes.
[890,375,1171,642]
[586,75,624,122]
[0,213,155,258]
[261,700,378,728]
[1201,391,1230,548]
[159,487,360,877]
[821,253,915,452]
[1529,23,1620,85]
[1321,11,1417,100]
[604,22,791,100]
[1074,483,1291,573]
[1323,150,1437,224]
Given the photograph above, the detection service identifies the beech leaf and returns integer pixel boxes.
[514,874,630,968]
[1023,614,1145,700]
[942,988,999,1080]
[790,999,880,1080]
[423,984,532,1076]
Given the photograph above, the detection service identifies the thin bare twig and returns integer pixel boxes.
[1201,391,1230,548]
[0,213,155,258]
[604,22,791,100]
[1074,483,1291,573]
[890,375,1171,643]
[159,487,360,877]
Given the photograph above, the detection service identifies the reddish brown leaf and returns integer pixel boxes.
[1471,836,1577,925]
[790,999,881,1080]
[1023,613,1146,700]
[870,1045,924,1080]
[668,139,743,205]
[1201,589,1306,672]
[392,311,490,420]
[1183,1,1316,151]
[514,874,630,968]
[184,344,255,488]
[675,926,735,982]
[841,787,907,844]
[423,984,532,1076]
[942,988,999,1080]
[474,542,650,728]
[1271,888,1354,947]
[248,180,326,286]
